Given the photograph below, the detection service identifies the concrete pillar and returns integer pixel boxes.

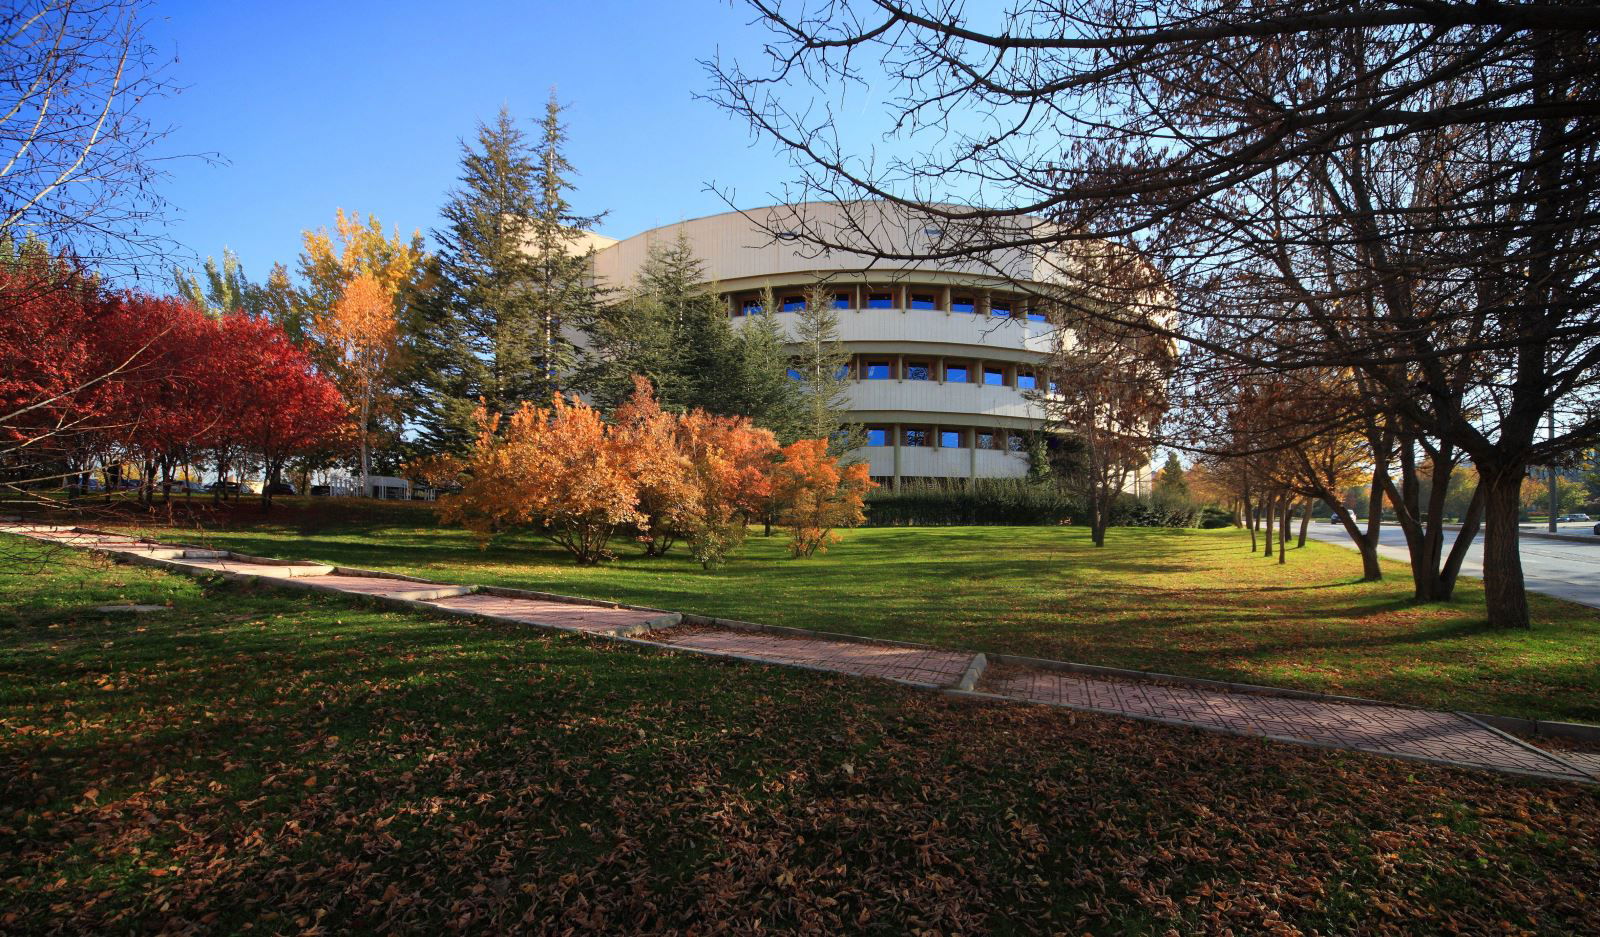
[941,284,952,313]
[892,423,903,491]
[979,289,992,317]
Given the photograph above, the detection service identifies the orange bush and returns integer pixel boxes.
[771,438,875,557]
[439,395,643,564]
[613,377,696,556]
[676,408,779,568]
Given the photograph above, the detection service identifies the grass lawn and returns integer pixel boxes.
[2,538,1598,934]
[102,498,1600,723]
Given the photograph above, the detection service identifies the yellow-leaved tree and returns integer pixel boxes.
[301,209,426,489]
[316,273,395,496]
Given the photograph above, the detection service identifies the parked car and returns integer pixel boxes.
[309,484,331,497]
[206,481,242,495]
[164,480,205,494]
[1556,513,1590,522]
[265,481,296,496]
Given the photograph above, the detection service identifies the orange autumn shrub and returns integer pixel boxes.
[439,394,643,564]
[771,438,875,557]
[675,408,779,568]
[613,377,696,556]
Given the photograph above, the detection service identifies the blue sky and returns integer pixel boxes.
[142,0,813,284]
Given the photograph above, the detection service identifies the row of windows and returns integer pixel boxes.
[864,425,1027,451]
[857,358,1049,391]
[734,291,1049,322]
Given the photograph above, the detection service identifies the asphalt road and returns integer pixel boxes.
[1305,521,1600,610]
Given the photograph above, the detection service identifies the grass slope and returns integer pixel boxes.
[1,538,1598,935]
[107,498,1600,723]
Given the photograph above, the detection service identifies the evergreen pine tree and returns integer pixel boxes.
[406,96,602,454]
[725,305,803,437]
[789,282,859,451]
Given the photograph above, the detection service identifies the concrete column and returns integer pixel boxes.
[941,284,952,313]
[969,433,978,480]
[892,423,903,491]
[979,289,992,317]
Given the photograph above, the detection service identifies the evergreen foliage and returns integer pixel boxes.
[406,96,601,455]
[787,282,858,451]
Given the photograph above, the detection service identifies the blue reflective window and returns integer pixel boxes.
[781,296,805,312]
[904,427,929,447]
[906,361,930,381]
[951,297,975,313]
[865,361,891,379]
[990,301,1012,317]
[1026,308,1047,322]
[866,427,888,446]
[983,366,1005,386]
[867,292,893,309]
[786,368,804,381]
[910,293,936,310]
[940,430,962,448]
[1048,380,1058,394]
[740,299,762,316]
[1008,434,1026,452]
[834,292,852,309]
[976,432,996,450]
[945,365,969,383]
[1016,371,1037,390]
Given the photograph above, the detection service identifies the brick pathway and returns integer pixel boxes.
[655,628,975,687]
[982,667,1591,781]
[8,523,1596,785]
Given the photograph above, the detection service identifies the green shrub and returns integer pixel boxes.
[864,479,1082,526]
[1199,506,1235,529]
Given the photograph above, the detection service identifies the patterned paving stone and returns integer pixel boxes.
[983,667,1590,781]
[657,629,975,687]
[424,593,666,633]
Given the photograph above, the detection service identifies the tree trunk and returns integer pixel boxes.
[1297,499,1310,548]
[1244,491,1257,552]
[1331,499,1382,581]
[1262,497,1275,557]
[1479,468,1531,629]
[1277,496,1288,564]
[360,394,371,499]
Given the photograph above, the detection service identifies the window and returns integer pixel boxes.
[865,360,892,380]
[904,426,929,447]
[834,292,853,309]
[990,300,1012,317]
[867,292,893,309]
[1008,434,1027,452]
[781,295,806,312]
[1048,379,1058,394]
[976,431,997,450]
[945,363,969,383]
[740,298,763,316]
[983,366,1005,386]
[940,429,963,448]
[905,360,931,381]
[1016,370,1037,390]
[910,292,936,310]
[866,426,889,446]
[1025,306,1048,323]
[786,367,804,381]
[951,296,976,313]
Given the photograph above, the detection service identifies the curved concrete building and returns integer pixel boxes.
[590,202,1070,485]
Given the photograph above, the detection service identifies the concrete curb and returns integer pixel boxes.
[956,653,987,691]
[1465,711,1600,745]
[1456,712,1600,780]
[677,612,955,653]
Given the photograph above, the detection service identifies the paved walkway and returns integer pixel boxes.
[8,524,1597,786]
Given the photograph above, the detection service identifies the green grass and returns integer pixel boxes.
[2,538,1598,934]
[105,497,1600,723]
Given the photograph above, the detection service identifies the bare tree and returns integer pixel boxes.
[708,0,1600,628]
[1,0,181,277]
